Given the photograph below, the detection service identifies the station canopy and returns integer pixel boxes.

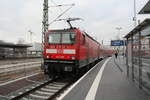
[139,0,150,14]
[124,19,150,38]
[0,40,32,48]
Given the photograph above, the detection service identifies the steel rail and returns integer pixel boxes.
[10,77,72,100]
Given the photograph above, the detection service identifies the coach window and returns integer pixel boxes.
[82,34,85,45]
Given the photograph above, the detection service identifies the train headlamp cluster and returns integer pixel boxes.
[46,55,49,58]
[46,55,75,60]
[71,56,75,60]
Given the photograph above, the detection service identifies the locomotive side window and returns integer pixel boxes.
[49,33,61,44]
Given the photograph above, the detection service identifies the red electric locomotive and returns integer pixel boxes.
[43,28,101,76]
[43,18,113,77]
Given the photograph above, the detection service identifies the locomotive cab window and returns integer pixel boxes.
[62,32,76,44]
[49,33,61,44]
[48,32,76,44]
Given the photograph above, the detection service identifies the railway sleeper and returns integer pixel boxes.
[49,83,65,87]
[53,82,66,85]
[27,93,49,100]
[45,85,62,90]
[35,90,54,95]
[40,88,58,92]
[29,92,51,100]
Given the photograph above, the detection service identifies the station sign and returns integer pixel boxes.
[111,40,126,46]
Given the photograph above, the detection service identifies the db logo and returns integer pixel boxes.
[57,49,63,54]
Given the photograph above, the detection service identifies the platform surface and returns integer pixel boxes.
[61,56,150,100]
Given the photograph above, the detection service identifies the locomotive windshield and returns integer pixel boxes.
[49,33,61,44]
[49,32,76,44]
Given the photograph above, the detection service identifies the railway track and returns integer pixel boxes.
[7,77,73,100]
[0,58,42,66]
[0,61,41,79]
[0,60,98,100]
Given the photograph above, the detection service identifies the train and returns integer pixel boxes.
[43,27,114,77]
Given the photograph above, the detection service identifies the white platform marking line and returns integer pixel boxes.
[85,58,111,100]
[57,58,111,100]
[0,73,40,86]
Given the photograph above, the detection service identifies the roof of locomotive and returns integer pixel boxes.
[48,28,77,32]
[83,32,100,45]
[48,28,100,45]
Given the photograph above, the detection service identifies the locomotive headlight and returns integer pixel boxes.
[71,56,75,60]
[46,55,49,58]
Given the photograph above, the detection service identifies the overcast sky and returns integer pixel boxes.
[0,0,150,44]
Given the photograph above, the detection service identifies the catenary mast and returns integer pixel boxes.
[41,0,49,65]
[42,0,49,45]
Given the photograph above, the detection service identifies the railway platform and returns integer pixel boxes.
[58,56,150,100]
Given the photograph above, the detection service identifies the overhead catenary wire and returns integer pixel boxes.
[50,0,75,7]
[49,3,75,25]
[51,0,85,31]
[50,0,71,18]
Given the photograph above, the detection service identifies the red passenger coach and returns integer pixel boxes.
[43,28,101,77]
[100,45,115,58]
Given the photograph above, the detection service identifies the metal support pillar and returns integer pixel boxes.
[42,0,49,44]
[131,35,134,81]
[138,30,142,89]
[42,0,49,64]
[126,38,129,77]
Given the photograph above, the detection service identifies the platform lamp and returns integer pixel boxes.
[28,30,34,43]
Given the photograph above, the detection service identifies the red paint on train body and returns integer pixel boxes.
[43,28,114,76]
